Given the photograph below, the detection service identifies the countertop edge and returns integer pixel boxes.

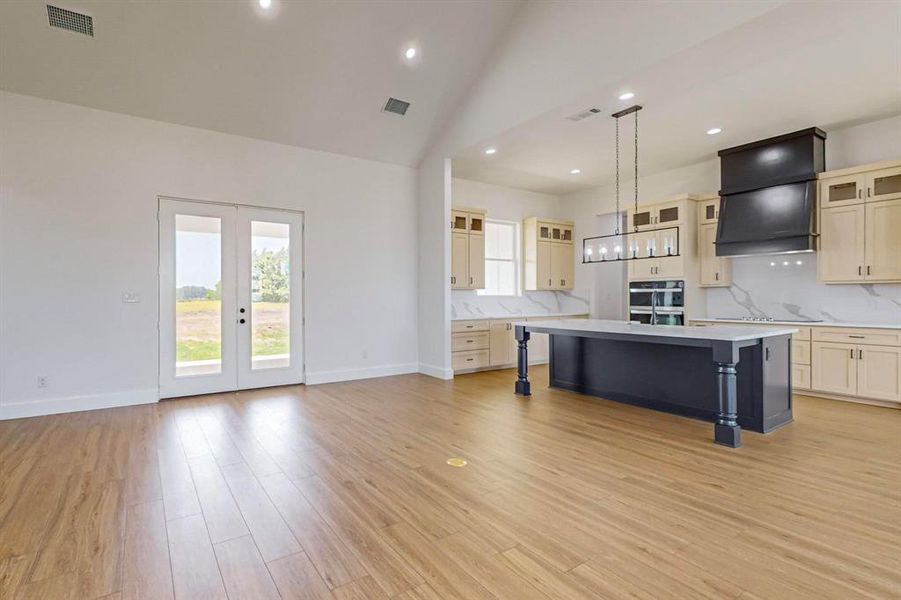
[690,318,901,330]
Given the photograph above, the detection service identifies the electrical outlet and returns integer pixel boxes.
[37,376,49,388]
[122,292,141,303]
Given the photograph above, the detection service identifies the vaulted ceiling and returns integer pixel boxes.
[0,0,519,166]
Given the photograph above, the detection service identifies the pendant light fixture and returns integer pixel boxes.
[582,105,680,264]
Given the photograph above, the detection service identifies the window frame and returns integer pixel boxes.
[477,218,521,297]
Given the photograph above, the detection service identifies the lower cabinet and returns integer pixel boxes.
[453,315,588,373]
[792,364,811,390]
[811,341,901,402]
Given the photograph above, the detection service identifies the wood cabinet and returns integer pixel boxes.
[818,204,865,282]
[696,195,730,288]
[524,217,574,291]
[452,314,588,373]
[698,222,730,287]
[625,194,698,282]
[812,342,901,402]
[450,207,486,290]
[818,160,901,284]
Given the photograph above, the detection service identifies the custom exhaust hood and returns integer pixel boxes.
[716,127,826,257]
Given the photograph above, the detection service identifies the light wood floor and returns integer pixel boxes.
[1,367,899,599]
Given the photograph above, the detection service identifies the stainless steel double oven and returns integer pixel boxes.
[628,280,684,326]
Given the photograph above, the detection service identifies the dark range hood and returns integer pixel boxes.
[716,127,826,257]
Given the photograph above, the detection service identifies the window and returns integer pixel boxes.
[478,220,520,296]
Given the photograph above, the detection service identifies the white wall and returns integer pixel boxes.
[561,115,901,323]
[450,178,590,319]
[0,91,419,418]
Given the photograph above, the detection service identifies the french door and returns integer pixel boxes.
[159,199,304,398]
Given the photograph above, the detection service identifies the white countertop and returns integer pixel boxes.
[691,318,901,330]
[452,311,589,321]
[516,319,798,342]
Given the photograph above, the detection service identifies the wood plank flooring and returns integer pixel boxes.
[1,366,899,599]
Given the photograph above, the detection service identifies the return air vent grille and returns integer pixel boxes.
[47,5,93,37]
[383,97,411,116]
[567,107,601,122]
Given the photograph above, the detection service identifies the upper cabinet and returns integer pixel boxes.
[450,207,486,290]
[624,194,697,281]
[524,217,574,291]
[696,194,730,288]
[818,160,901,284]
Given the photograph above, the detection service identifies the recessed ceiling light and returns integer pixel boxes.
[707,127,723,135]
[619,92,635,101]
[259,0,271,8]
[405,47,417,60]
[570,169,581,175]
[484,148,497,155]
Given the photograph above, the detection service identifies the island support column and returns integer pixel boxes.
[712,342,741,447]
[514,325,530,396]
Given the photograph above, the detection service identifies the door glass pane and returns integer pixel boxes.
[175,215,222,376]
[827,181,857,203]
[873,173,901,197]
[658,206,679,223]
[251,221,290,370]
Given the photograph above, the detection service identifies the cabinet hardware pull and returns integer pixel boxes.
[466,358,473,362]
[867,266,871,276]
[858,189,862,199]
[867,187,872,197]
[858,349,863,360]
[765,347,770,361]
[850,349,854,359]
[470,276,473,285]
[848,335,864,339]
[466,340,473,343]
[715,272,719,281]
[858,266,862,276]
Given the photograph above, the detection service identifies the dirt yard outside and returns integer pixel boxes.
[176,300,289,361]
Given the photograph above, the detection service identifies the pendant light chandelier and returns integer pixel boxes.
[582,105,680,264]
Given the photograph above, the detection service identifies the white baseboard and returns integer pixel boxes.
[0,388,159,421]
[418,362,454,380]
[305,362,420,385]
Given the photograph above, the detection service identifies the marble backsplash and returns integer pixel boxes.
[451,290,591,319]
[706,255,901,325]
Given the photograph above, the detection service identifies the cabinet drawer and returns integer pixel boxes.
[792,364,811,390]
[792,327,811,341]
[792,340,811,365]
[453,349,489,371]
[452,331,489,352]
[812,327,900,347]
[452,320,489,333]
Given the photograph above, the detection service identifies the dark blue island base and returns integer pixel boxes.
[514,322,794,447]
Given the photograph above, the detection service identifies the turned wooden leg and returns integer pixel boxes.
[714,362,741,447]
[515,326,531,396]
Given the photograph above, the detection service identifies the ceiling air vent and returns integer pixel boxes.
[383,97,411,116]
[567,107,601,122]
[47,5,94,37]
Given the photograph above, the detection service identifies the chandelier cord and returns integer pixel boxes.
[633,109,639,232]
[614,116,620,235]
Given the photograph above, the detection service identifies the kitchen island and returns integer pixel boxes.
[513,319,797,447]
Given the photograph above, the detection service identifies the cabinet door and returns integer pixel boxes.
[451,232,469,289]
[811,342,857,395]
[864,199,901,282]
[857,345,901,402]
[536,241,553,289]
[559,224,574,243]
[865,166,901,203]
[819,174,865,208]
[699,223,721,286]
[468,234,485,289]
[629,208,653,231]
[451,210,469,232]
[792,364,811,391]
[537,222,553,241]
[699,199,720,225]
[627,230,657,279]
[818,205,865,282]
[468,213,485,234]
[551,242,573,289]
[653,227,682,279]
[489,320,513,366]
[655,201,683,226]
